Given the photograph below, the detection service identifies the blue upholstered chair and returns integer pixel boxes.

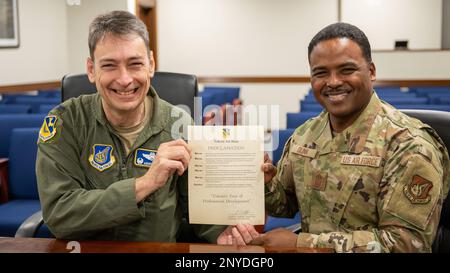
[14,97,60,113]
[286,112,319,129]
[38,104,57,114]
[0,128,52,237]
[0,114,46,158]
[271,129,295,165]
[203,86,240,104]
[0,104,32,114]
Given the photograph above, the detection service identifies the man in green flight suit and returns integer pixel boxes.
[234,22,450,252]
[36,10,247,243]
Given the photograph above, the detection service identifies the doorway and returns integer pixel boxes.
[136,0,158,69]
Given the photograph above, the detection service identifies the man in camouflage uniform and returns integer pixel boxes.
[249,23,450,252]
[36,10,244,243]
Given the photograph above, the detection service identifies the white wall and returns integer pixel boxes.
[67,0,129,74]
[342,0,442,50]
[157,0,338,76]
[0,0,68,85]
[157,0,336,129]
[374,51,450,79]
[0,0,129,86]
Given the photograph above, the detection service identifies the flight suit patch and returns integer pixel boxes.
[134,148,157,167]
[89,144,115,172]
[312,171,327,191]
[403,175,433,204]
[39,115,58,142]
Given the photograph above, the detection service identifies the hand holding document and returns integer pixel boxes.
[188,126,265,225]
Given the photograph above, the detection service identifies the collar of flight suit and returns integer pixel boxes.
[91,85,171,142]
[311,91,382,155]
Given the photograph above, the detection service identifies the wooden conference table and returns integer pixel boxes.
[0,237,333,253]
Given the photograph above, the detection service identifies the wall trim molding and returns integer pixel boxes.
[197,76,310,84]
[0,81,60,93]
[1,77,450,93]
[198,76,450,87]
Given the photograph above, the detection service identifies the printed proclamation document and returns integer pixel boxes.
[188,126,265,225]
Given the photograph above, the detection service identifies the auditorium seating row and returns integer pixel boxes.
[0,127,52,237]
[199,86,243,125]
[0,90,60,114]
[199,86,241,108]
[301,86,450,113]
[0,86,243,118]
[296,86,450,127]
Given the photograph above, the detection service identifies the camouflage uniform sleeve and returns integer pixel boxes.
[36,112,144,239]
[295,132,448,253]
[265,137,299,218]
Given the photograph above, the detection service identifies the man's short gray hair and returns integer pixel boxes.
[88,10,150,60]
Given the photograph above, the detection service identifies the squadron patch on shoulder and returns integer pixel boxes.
[403,175,433,204]
[89,144,116,172]
[39,115,58,142]
[134,148,157,167]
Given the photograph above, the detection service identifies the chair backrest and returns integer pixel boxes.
[14,97,60,113]
[0,104,31,114]
[38,104,58,114]
[61,72,198,117]
[0,114,46,158]
[8,128,40,200]
[271,129,295,165]
[202,86,240,104]
[401,110,450,154]
[401,109,450,253]
[286,112,319,129]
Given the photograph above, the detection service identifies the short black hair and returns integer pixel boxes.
[308,22,372,64]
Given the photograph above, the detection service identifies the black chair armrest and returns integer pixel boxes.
[0,158,9,204]
[15,210,44,238]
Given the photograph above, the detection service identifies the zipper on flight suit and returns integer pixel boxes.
[110,133,129,180]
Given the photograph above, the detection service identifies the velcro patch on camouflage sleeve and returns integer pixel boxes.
[385,155,442,230]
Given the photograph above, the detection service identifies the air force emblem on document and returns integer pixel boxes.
[39,115,58,142]
[89,144,116,171]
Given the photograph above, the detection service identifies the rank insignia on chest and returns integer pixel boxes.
[39,115,58,142]
[312,171,327,191]
[403,175,433,204]
[134,148,157,167]
[89,144,115,172]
